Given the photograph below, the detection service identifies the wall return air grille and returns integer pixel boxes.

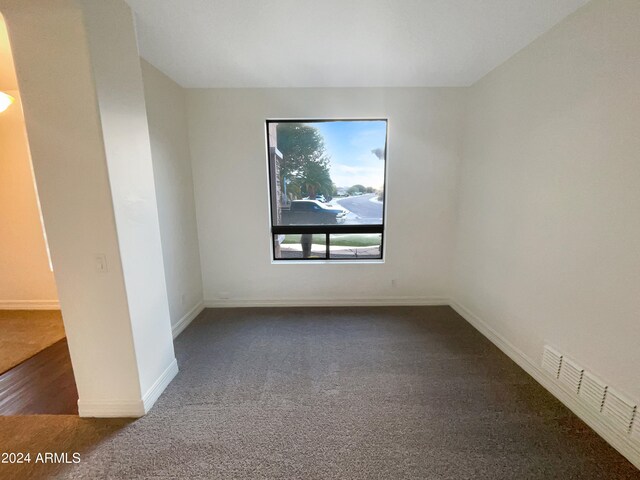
[579,371,607,412]
[542,346,562,379]
[558,357,583,394]
[542,345,638,443]
[603,389,636,434]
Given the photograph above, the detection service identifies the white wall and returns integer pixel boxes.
[80,0,176,402]
[140,59,203,330]
[454,0,640,403]
[0,17,56,307]
[187,88,465,305]
[1,0,176,416]
[0,90,58,306]
[1,0,141,409]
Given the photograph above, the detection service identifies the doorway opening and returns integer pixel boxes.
[0,14,77,415]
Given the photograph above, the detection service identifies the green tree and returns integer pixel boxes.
[300,161,333,199]
[276,123,333,199]
[348,184,366,195]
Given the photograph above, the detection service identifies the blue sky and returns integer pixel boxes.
[313,120,387,190]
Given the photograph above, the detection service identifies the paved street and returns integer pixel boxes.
[334,193,383,224]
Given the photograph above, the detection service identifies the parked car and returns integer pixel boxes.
[303,194,327,203]
[281,200,347,225]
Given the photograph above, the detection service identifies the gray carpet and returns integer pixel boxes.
[1,306,638,479]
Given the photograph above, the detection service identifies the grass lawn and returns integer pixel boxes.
[281,233,381,247]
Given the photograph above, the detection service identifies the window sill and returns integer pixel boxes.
[271,259,385,265]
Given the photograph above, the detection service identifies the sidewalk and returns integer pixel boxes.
[279,243,381,259]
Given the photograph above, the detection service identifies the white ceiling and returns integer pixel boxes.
[125,0,590,88]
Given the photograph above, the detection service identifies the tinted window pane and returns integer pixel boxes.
[329,234,382,260]
[274,234,327,260]
[268,120,387,227]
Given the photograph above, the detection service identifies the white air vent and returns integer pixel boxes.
[558,357,583,394]
[578,371,607,412]
[542,345,562,379]
[602,388,636,434]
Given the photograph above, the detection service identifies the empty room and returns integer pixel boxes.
[0,0,638,479]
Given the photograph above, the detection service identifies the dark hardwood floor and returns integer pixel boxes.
[0,338,78,415]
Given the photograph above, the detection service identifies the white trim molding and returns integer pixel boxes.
[172,301,205,338]
[77,399,146,418]
[0,300,60,310]
[450,300,640,471]
[204,296,449,308]
[78,359,179,418]
[142,358,179,413]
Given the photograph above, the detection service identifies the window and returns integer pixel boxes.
[267,119,387,261]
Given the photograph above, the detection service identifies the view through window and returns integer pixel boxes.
[267,119,387,260]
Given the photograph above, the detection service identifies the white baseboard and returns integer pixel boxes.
[172,301,205,338]
[450,300,640,470]
[0,300,60,310]
[78,399,145,418]
[141,358,179,413]
[78,359,179,418]
[204,296,449,308]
